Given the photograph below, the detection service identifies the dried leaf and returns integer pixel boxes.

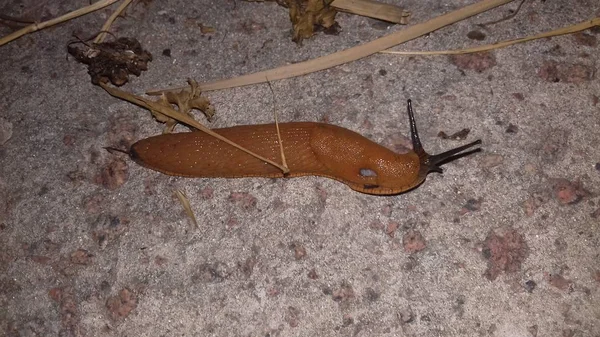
[68,37,152,86]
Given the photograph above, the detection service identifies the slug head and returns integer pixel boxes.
[339,101,481,195]
[407,99,482,181]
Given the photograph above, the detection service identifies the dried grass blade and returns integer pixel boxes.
[174,190,198,229]
[99,83,290,174]
[95,0,135,43]
[381,17,600,55]
[267,81,289,172]
[147,0,515,94]
[0,0,120,46]
[331,0,410,24]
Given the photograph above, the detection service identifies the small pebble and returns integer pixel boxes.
[466,30,486,41]
[524,280,536,293]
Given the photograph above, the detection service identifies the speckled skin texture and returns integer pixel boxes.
[1,0,599,336]
[131,122,423,194]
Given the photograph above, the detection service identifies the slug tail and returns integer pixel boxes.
[406,99,482,174]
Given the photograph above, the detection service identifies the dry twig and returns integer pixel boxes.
[380,17,600,56]
[174,190,198,229]
[99,81,290,174]
[95,0,135,43]
[147,0,516,94]
[331,0,410,24]
[0,0,120,46]
[267,80,289,173]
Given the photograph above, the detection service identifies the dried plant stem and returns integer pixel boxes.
[99,82,290,174]
[95,0,134,43]
[381,17,600,56]
[0,0,120,46]
[174,190,198,229]
[267,81,289,172]
[331,0,410,24]
[147,0,515,94]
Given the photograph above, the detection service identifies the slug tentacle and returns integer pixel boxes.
[406,99,482,178]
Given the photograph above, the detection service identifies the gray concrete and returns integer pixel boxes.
[1,0,599,336]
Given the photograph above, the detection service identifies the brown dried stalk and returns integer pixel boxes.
[0,0,120,46]
[147,0,516,94]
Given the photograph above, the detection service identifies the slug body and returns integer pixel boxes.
[130,101,481,195]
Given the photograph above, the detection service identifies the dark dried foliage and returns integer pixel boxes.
[68,37,152,86]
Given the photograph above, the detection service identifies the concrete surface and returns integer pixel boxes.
[1,0,599,336]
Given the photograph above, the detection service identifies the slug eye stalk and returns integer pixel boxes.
[407,99,482,174]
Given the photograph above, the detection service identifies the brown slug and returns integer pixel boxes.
[130,100,481,195]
